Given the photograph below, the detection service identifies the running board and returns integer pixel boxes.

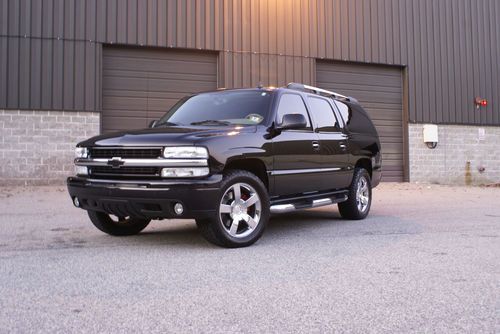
[270,191,348,214]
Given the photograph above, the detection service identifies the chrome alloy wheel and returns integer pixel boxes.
[356,176,370,212]
[219,182,262,238]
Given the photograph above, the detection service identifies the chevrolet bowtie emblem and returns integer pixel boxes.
[107,157,125,168]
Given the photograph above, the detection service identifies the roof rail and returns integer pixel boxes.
[286,82,348,100]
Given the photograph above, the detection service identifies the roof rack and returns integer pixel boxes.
[286,82,349,100]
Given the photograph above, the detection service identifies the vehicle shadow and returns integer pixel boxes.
[125,222,211,249]
[267,209,343,229]
[133,208,346,248]
[266,210,411,234]
[99,209,344,249]
[90,207,410,249]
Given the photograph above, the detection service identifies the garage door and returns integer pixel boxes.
[102,46,218,133]
[316,61,404,182]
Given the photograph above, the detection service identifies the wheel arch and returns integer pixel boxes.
[223,158,269,190]
[355,158,373,180]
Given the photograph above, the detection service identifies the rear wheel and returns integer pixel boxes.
[338,168,372,220]
[196,170,270,248]
[87,211,151,236]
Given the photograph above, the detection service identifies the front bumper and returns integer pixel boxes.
[67,175,223,219]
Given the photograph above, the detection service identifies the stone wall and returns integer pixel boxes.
[0,110,99,186]
[409,124,500,185]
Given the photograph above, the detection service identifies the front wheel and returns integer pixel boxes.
[87,211,151,236]
[338,168,372,220]
[196,170,270,248]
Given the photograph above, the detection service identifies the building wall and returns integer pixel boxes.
[0,0,499,185]
[1,0,499,125]
[0,110,99,185]
[409,124,500,185]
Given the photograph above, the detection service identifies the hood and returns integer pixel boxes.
[78,125,258,147]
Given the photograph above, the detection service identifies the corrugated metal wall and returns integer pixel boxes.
[0,0,102,111]
[0,0,499,125]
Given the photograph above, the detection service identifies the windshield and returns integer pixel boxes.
[156,90,273,127]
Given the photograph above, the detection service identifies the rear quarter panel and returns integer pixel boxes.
[342,102,382,187]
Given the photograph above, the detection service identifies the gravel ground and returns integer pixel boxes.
[0,183,499,333]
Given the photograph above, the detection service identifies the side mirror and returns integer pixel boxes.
[277,113,307,131]
[148,120,158,128]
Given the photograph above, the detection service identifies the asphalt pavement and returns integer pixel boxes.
[0,183,499,333]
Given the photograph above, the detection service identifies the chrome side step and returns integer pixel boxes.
[269,204,295,214]
[270,195,348,214]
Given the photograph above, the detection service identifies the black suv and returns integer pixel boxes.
[67,83,382,247]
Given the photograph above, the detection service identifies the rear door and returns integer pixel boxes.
[306,96,352,189]
[271,93,323,196]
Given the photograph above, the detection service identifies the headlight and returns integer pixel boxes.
[161,167,209,178]
[75,147,88,158]
[75,166,88,176]
[163,146,208,159]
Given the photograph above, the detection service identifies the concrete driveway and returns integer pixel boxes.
[0,183,499,333]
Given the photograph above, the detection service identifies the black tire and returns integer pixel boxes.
[196,170,270,248]
[87,210,151,236]
[338,168,372,220]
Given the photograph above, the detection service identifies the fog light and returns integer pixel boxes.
[73,197,80,207]
[174,203,184,215]
[75,166,88,176]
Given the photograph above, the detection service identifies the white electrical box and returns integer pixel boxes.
[423,124,439,143]
[478,128,485,141]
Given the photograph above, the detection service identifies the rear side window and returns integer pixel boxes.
[276,94,311,129]
[333,101,349,124]
[307,96,340,132]
[335,101,377,135]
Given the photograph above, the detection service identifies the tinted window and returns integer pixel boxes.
[335,101,378,135]
[276,94,311,129]
[157,90,273,126]
[307,97,340,132]
[333,101,349,128]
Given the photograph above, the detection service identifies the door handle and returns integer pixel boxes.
[339,143,347,150]
[312,141,320,150]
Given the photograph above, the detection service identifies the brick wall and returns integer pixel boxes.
[409,124,500,185]
[0,110,99,186]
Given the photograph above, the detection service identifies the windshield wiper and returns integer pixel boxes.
[155,121,179,127]
[190,120,231,126]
